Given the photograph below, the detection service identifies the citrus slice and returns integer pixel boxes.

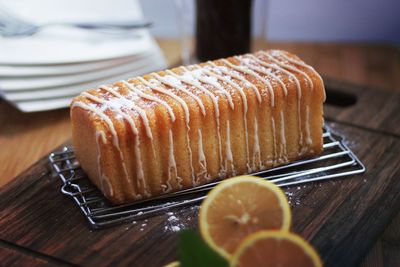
[231,230,322,267]
[163,261,180,267]
[199,176,291,259]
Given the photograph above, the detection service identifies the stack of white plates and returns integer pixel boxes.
[0,0,167,112]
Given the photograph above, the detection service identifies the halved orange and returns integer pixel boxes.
[199,176,291,259]
[231,230,322,267]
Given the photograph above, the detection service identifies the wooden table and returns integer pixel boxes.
[1,40,399,266]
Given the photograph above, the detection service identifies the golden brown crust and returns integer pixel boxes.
[71,50,325,204]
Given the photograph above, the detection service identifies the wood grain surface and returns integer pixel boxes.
[0,119,399,267]
[324,78,400,137]
[0,240,77,267]
[1,40,399,266]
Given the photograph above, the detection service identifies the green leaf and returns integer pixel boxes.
[178,229,229,267]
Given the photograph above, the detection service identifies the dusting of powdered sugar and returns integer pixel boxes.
[125,205,200,233]
[163,206,199,233]
[285,190,301,206]
[164,211,186,232]
[284,184,309,207]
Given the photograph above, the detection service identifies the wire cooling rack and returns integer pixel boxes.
[49,126,365,229]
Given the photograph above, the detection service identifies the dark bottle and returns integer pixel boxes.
[195,0,253,62]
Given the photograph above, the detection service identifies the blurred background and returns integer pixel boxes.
[0,0,399,112]
[143,0,400,43]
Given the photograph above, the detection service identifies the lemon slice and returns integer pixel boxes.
[199,176,291,259]
[231,230,322,267]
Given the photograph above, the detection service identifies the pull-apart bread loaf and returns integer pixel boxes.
[71,50,326,204]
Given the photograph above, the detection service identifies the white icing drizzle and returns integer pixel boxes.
[207,61,262,104]
[98,86,154,196]
[150,72,207,116]
[279,111,288,163]
[124,80,176,192]
[102,176,113,197]
[121,80,176,122]
[278,52,326,101]
[182,66,235,110]
[98,86,153,139]
[252,117,262,171]
[137,76,190,124]
[266,51,316,151]
[200,67,252,173]
[197,129,211,181]
[258,50,305,150]
[136,76,196,186]
[168,68,225,178]
[202,68,248,113]
[132,131,146,197]
[72,101,119,145]
[265,51,314,91]
[165,69,221,119]
[257,51,302,99]
[242,54,288,96]
[161,128,173,192]
[71,100,134,194]
[77,92,150,197]
[305,105,312,146]
[168,129,183,189]
[95,131,114,197]
[81,92,138,135]
[220,58,275,107]
[271,116,278,166]
[186,66,231,177]
[225,120,236,176]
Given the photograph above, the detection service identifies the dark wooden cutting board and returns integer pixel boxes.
[1,80,400,267]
